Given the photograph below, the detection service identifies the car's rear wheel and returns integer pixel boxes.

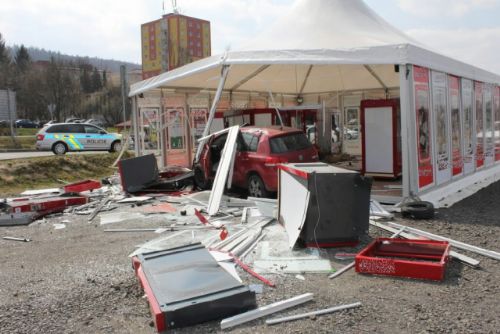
[248,174,269,198]
[52,142,67,155]
[110,140,122,153]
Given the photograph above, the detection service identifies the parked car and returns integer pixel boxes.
[36,123,122,155]
[85,118,107,128]
[15,119,38,128]
[65,117,86,123]
[193,126,319,197]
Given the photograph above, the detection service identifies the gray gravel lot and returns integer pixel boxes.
[0,182,499,334]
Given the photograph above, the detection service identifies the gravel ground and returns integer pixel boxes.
[0,182,499,334]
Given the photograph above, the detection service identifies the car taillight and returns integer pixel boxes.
[264,156,288,167]
[37,134,44,141]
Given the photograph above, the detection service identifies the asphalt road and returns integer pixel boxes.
[0,151,108,160]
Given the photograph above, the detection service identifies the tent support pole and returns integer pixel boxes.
[195,65,230,163]
[299,65,314,96]
[399,64,417,198]
[364,65,388,92]
[132,95,141,157]
[230,65,270,91]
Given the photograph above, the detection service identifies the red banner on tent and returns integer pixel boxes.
[475,82,484,168]
[414,66,434,189]
[449,76,463,176]
[495,87,500,162]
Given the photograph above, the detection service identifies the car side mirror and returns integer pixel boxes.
[99,130,106,134]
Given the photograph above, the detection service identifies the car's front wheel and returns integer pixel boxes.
[52,142,67,155]
[109,140,122,153]
[247,174,269,198]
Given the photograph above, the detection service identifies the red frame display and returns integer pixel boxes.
[360,98,401,178]
[413,66,434,189]
[475,82,485,168]
[448,76,463,176]
[495,87,500,162]
[355,238,450,281]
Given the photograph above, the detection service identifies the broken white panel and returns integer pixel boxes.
[99,212,146,225]
[369,199,394,219]
[207,125,240,216]
[21,188,60,196]
[254,259,331,274]
[209,250,234,262]
[278,170,310,248]
[253,240,332,274]
[218,262,242,283]
[248,197,277,218]
[117,196,152,203]
[128,230,190,257]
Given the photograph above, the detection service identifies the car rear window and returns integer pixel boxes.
[269,133,312,153]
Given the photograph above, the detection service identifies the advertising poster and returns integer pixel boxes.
[495,87,500,161]
[432,71,451,185]
[413,66,434,189]
[190,108,208,143]
[475,82,484,168]
[484,86,494,166]
[167,108,185,149]
[449,76,463,176]
[461,79,475,174]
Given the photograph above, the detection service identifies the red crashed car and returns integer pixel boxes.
[193,126,319,197]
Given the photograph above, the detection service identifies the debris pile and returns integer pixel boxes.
[2,147,499,332]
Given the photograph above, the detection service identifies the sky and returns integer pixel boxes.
[0,0,499,73]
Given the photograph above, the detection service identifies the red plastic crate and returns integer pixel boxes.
[63,180,101,193]
[355,238,450,281]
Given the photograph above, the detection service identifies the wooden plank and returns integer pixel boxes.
[220,293,313,329]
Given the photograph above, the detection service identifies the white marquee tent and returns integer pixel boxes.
[129,0,500,206]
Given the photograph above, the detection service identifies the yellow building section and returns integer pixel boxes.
[179,17,188,66]
[202,22,211,58]
[141,20,162,73]
[168,17,179,70]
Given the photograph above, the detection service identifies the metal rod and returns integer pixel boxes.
[266,302,362,325]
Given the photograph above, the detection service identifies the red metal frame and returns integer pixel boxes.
[132,257,165,332]
[360,99,401,178]
[63,180,101,193]
[277,164,309,180]
[355,238,450,281]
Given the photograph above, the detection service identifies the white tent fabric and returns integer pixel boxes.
[239,0,419,51]
[130,0,500,97]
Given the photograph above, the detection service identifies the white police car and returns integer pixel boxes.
[36,123,122,155]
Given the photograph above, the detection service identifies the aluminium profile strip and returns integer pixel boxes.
[370,221,480,267]
[266,302,362,325]
[220,293,313,330]
[386,221,500,261]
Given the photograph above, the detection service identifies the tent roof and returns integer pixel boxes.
[238,0,418,51]
[130,0,500,97]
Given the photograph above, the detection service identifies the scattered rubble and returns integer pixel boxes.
[1,157,499,333]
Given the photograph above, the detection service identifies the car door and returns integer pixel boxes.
[63,124,85,150]
[84,125,107,150]
[233,132,258,187]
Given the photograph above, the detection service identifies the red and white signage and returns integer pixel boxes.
[448,76,463,177]
[475,82,485,169]
[413,66,434,190]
